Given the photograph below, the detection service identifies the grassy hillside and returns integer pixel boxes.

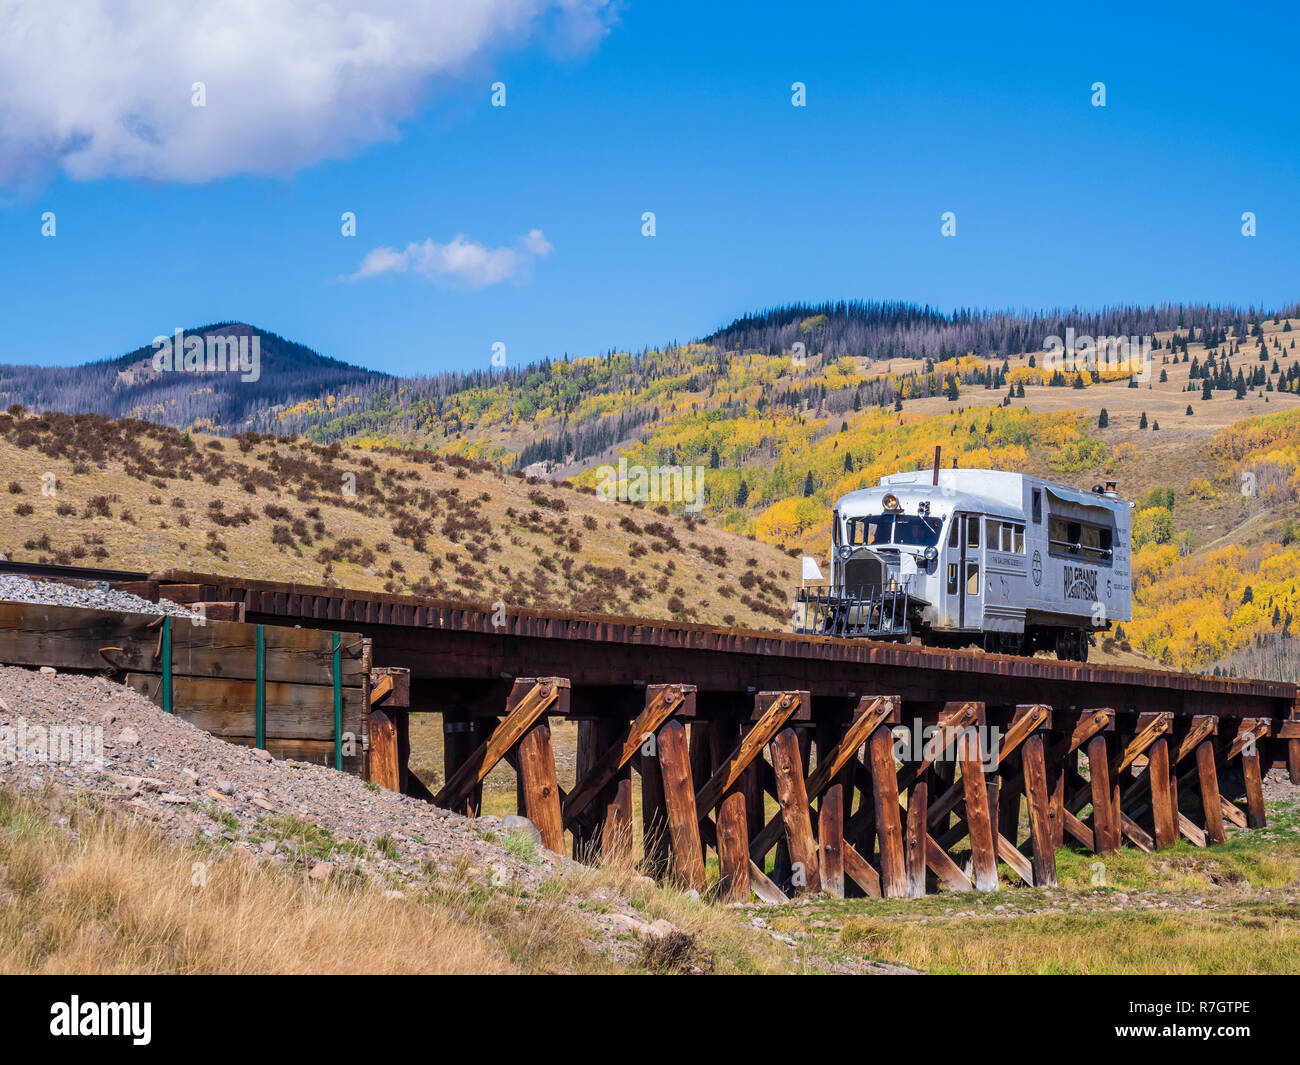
[0,409,796,628]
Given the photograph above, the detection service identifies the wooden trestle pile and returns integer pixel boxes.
[375,677,1286,902]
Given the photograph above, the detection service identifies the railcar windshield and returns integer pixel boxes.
[846,514,943,548]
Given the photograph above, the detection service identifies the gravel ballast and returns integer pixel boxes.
[0,664,557,893]
[0,574,197,618]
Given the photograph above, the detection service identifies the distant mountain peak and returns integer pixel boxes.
[0,323,387,434]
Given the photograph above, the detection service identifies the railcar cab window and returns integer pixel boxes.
[1048,516,1114,563]
[985,519,1026,554]
[846,514,943,548]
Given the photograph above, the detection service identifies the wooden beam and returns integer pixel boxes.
[819,771,846,898]
[1176,716,1218,764]
[441,712,480,816]
[1196,739,1227,845]
[1020,732,1057,888]
[641,745,670,880]
[598,717,633,865]
[868,724,908,898]
[895,701,979,793]
[1063,807,1094,850]
[1241,736,1267,830]
[905,777,929,898]
[1068,708,1114,754]
[1219,796,1247,830]
[1178,812,1207,848]
[1086,734,1120,855]
[995,703,1050,766]
[656,719,706,893]
[1147,737,1178,849]
[842,841,882,898]
[805,695,898,797]
[366,709,400,792]
[769,728,819,894]
[996,831,1034,886]
[716,789,750,902]
[517,718,565,853]
[1119,812,1154,852]
[1048,740,1066,850]
[1115,713,1172,774]
[959,727,998,891]
[747,860,788,904]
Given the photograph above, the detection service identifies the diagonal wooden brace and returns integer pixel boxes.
[748,695,897,862]
[433,678,565,810]
[563,685,690,825]
[695,691,806,818]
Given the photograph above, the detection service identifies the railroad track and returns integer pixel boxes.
[3,560,1297,903]
[0,559,150,583]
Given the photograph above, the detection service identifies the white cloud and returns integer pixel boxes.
[0,1,614,184]
[350,228,554,287]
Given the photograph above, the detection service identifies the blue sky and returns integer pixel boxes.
[1,0,1296,374]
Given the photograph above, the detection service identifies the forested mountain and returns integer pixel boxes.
[0,323,385,433]
[8,302,1298,454]
[705,300,1300,361]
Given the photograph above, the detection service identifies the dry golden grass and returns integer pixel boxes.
[833,906,1300,974]
[762,795,1300,975]
[0,786,795,975]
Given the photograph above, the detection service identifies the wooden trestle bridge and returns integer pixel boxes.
[12,562,1300,903]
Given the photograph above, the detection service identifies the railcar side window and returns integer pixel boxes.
[947,562,958,594]
[985,519,1026,554]
[1048,515,1114,563]
[966,563,980,596]
[966,518,979,549]
[948,518,958,548]
[1032,489,1042,523]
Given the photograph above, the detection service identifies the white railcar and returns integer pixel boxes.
[795,468,1133,661]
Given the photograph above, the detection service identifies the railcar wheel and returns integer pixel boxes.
[1054,629,1089,661]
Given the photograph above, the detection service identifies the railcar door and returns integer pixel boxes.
[942,512,983,630]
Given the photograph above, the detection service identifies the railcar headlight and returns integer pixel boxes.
[882,493,901,511]
[923,546,937,562]
[838,545,852,561]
